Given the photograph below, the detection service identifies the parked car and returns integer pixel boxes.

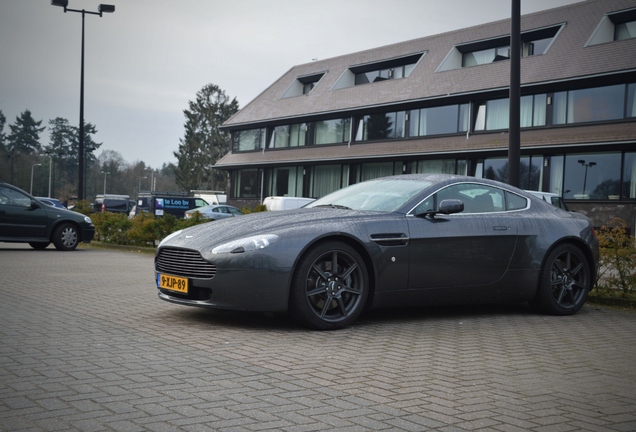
[0,181,95,251]
[184,204,243,220]
[525,190,569,211]
[35,197,66,209]
[134,193,208,218]
[154,174,599,330]
[93,194,135,214]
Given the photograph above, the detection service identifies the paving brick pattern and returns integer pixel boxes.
[1,243,635,432]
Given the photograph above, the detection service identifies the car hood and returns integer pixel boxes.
[160,207,391,250]
[43,205,91,222]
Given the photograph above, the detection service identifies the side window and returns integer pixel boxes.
[506,191,528,210]
[0,186,31,207]
[439,183,505,213]
[414,183,515,214]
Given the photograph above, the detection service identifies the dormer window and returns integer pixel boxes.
[438,25,562,71]
[332,53,424,90]
[587,7,636,45]
[352,53,422,85]
[281,73,325,98]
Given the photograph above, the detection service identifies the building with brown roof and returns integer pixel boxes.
[216,0,636,229]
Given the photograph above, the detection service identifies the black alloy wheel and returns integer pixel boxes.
[290,241,369,330]
[532,244,591,315]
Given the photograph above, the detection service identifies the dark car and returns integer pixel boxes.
[93,194,135,214]
[35,197,67,209]
[135,194,208,218]
[0,181,95,251]
[154,174,599,330]
[184,204,243,220]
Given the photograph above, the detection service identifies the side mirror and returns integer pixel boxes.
[30,200,41,209]
[438,199,464,215]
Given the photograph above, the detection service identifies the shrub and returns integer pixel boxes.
[593,218,636,298]
[91,211,132,245]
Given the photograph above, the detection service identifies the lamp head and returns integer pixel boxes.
[99,4,115,13]
[51,0,69,7]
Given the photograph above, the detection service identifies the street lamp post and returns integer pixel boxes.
[138,176,147,195]
[31,163,42,195]
[145,168,154,192]
[45,153,53,197]
[51,0,115,201]
[102,171,110,194]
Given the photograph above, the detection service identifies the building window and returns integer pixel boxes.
[445,25,561,70]
[587,8,636,45]
[409,104,469,136]
[268,166,304,197]
[333,53,424,89]
[623,152,636,199]
[553,84,626,124]
[356,112,406,141]
[628,84,636,118]
[232,169,262,198]
[314,118,350,145]
[351,53,422,86]
[282,73,325,98]
[475,95,547,131]
[482,156,542,191]
[232,128,266,152]
[355,162,401,182]
[415,159,460,175]
[308,165,347,198]
[564,153,621,200]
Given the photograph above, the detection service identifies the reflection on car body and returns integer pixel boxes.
[154,174,599,330]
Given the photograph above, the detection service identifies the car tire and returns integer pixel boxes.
[52,223,80,251]
[289,241,369,330]
[29,242,50,250]
[531,243,591,315]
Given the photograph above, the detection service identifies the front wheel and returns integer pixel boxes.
[531,244,591,315]
[289,241,369,330]
[52,223,80,251]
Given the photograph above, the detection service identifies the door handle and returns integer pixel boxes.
[493,226,509,231]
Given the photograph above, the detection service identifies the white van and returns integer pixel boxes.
[525,191,569,211]
[263,196,315,211]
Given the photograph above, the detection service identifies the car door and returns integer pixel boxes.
[0,185,49,240]
[406,183,519,290]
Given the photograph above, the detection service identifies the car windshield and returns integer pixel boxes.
[306,178,432,212]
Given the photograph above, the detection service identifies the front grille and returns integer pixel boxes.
[155,247,216,279]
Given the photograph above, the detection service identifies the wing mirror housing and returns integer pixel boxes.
[418,199,464,217]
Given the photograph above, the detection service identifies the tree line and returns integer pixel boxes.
[0,83,238,204]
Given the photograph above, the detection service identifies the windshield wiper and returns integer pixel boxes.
[315,204,352,210]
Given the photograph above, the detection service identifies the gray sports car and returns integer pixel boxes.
[155,174,599,330]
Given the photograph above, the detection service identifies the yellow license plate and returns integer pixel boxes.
[157,273,188,294]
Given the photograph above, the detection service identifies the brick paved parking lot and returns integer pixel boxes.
[1,243,635,432]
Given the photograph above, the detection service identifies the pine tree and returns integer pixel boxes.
[174,84,239,192]
[7,110,45,154]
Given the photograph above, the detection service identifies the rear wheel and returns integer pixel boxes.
[29,242,50,250]
[52,223,80,251]
[531,244,591,315]
[289,241,368,330]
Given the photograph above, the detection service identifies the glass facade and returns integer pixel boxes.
[553,84,626,124]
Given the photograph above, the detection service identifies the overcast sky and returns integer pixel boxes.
[0,0,583,169]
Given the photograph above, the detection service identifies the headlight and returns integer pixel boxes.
[212,234,279,254]
[158,229,183,247]
[84,216,93,224]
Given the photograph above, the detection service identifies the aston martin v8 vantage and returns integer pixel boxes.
[155,174,599,330]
